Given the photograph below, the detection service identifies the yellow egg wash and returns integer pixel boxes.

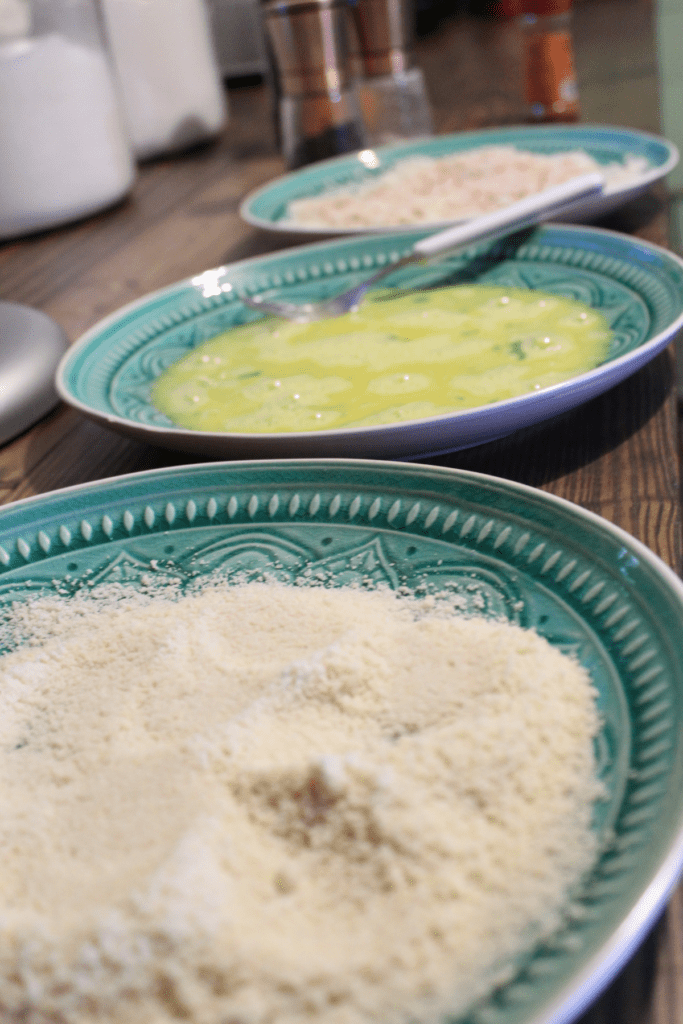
[151,285,612,433]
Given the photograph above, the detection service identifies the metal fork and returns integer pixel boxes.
[240,172,604,323]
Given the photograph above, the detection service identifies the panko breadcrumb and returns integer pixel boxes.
[287,145,649,228]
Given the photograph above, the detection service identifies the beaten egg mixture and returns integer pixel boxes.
[151,285,612,433]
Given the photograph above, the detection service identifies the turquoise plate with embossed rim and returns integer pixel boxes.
[0,458,682,1024]
[56,223,683,460]
[240,124,679,235]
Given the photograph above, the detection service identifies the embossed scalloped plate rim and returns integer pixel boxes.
[56,223,683,460]
[1,458,683,1024]
[239,124,680,236]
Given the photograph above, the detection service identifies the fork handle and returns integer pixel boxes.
[412,172,605,260]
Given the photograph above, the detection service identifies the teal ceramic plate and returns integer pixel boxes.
[1,458,683,1024]
[56,223,683,460]
[240,125,679,236]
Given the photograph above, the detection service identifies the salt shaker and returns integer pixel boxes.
[261,0,366,169]
[0,0,135,240]
[100,0,227,160]
[350,0,432,146]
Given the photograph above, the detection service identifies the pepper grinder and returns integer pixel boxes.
[350,0,432,146]
[261,0,366,169]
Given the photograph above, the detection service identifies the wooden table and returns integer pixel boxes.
[0,0,681,1020]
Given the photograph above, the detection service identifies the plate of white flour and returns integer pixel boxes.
[0,459,681,1024]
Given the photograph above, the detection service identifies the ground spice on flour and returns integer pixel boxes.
[0,581,603,1024]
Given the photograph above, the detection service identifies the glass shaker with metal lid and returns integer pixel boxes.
[0,0,135,240]
[261,0,366,169]
[350,0,432,146]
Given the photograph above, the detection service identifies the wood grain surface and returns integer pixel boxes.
[0,0,681,1020]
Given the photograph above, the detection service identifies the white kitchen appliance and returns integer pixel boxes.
[209,0,268,78]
